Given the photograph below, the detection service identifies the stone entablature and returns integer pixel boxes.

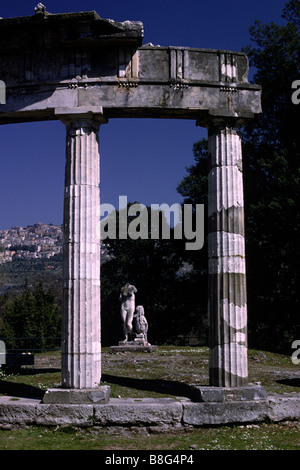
[0,11,260,124]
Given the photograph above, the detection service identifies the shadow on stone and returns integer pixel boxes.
[102,373,200,400]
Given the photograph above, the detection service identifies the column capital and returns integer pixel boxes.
[55,106,108,126]
[196,114,250,132]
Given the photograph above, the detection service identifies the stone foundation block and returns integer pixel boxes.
[93,398,183,426]
[267,393,300,422]
[0,401,38,427]
[35,404,94,426]
[42,386,111,404]
[190,385,267,402]
[183,400,269,426]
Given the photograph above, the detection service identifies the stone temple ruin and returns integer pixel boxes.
[3,6,292,424]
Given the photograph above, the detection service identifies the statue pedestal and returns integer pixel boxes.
[109,340,158,353]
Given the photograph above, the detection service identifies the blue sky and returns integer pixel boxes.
[0,0,287,230]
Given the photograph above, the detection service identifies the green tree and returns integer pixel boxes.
[101,203,207,346]
[176,138,208,269]
[176,139,209,342]
[176,1,300,352]
[241,0,300,351]
[177,138,208,208]
[0,282,61,351]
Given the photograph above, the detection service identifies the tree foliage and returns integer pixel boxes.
[176,138,208,272]
[0,282,61,351]
[241,0,300,351]
[176,1,300,352]
[101,204,207,346]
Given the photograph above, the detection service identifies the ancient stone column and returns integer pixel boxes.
[56,107,107,389]
[207,123,248,387]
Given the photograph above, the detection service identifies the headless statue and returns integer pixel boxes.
[119,283,137,342]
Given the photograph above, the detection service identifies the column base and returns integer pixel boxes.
[190,385,267,403]
[42,386,111,404]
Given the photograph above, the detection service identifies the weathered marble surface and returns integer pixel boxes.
[119,283,137,343]
[0,10,261,124]
[134,306,149,344]
[58,107,107,389]
[206,125,248,387]
[1,393,300,428]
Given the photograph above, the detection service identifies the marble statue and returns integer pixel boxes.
[34,3,47,15]
[119,283,137,342]
[134,305,148,343]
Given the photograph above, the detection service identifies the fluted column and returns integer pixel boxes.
[207,123,248,387]
[57,108,107,389]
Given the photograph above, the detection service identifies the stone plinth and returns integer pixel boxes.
[189,385,267,403]
[110,341,158,353]
[3,393,300,428]
[43,386,111,404]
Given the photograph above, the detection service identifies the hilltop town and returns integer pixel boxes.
[0,223,63,264]
[0,223,110,265]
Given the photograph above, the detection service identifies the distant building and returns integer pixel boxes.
[0,223,63,263]
[0,223,110,264]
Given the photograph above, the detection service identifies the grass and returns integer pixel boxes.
[0,422,299,450]
[0,346,299,450]
[0,346,299,398]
